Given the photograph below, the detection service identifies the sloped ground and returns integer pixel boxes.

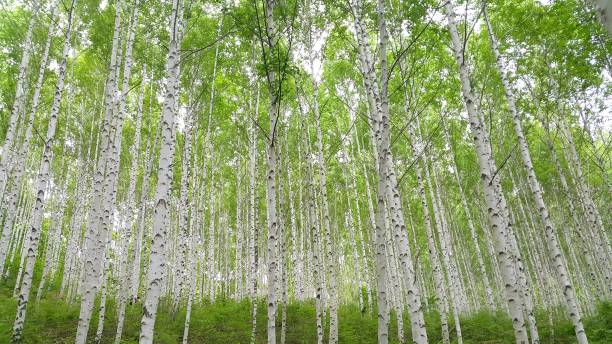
[1,281,610,343]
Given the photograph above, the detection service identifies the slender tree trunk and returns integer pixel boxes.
[249,77,260,344]
[116,64,147,344]
[384,206,404,344]
[401,84,449,342]
[36,200,65,303]
[416,147,450,344]
[311,81,339,344]
[560,119,611,289]
[278,141,288,344]
[350,126,373,314]
[94,263,109,344]
[444,121,496,310]
[235,156,244,300]
[76,1,123,341]
[346,208,364,311]
[355,0,429,340]
[285,134,300,301]
[483,5,588,342]
[540,114,605,296]
[0,1,40,198]
[0,1,57,274]
[431,165,463,343]
[139,1,183,342]
[261,0,281,341]
[132,109,160,305]
[11,3,75,340]
[182,165,198,343]
[174,107,193,311]
[348,3,387,339]
[310,177,325,344]
[444,2,529,342]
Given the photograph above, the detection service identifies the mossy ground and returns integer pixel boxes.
[0,279,610,343]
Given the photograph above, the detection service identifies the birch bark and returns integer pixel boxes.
[443,122,495,310]
[356,0,429,340]
[139,0,183,341]
[0,1,40,198]
[483,5,588,342]
[116,65,147,344]
[249,83,260,344]
[312,81,339,343]
[346,207,364,311]
[444,2,529,342]
[182,158,198,343]
[540,115,605,295]
[94,263,109,344]
[350,126,373,313]
[0,1,58,273]
[174,108,193,310]
[261,0,281,341]
[560,119,611,287]
[76,1,123,341]
[415,141,449,344]
[12,2,76,340]
[400,83,448,343]
[430,164,463,343]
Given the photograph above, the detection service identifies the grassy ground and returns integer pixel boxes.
[0,280,610,343]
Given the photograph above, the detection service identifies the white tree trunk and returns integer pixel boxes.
[116,63,147,344]
[94,263,109,344]
[350,126,373,313]
[76,1,123,341]
[430,164,463,343]
[444,2,529,342]
[0,1,40,198]
[174,109,193,310]
[539,115,605,296]
[417,148,450,344]
[351,0,429,340]
[139,1,183,342]
[0,0,57,274]
[443,121,496,310]
[350,2,389,342]
[36,199,65,303]
[11,2,75,340]
[309,176,325,344]
[560,119,611,288]
[312,81,339,344]
[207,184,217,301]
[401,85,449,343]
[262,0,280,342]
[285,135,300,301]
[249,81,260,344]
[346,209,364,311]
[483,5,588,342]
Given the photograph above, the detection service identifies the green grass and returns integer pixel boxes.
[0,280,610,343]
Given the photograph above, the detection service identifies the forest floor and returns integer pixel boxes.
[0,280,610,343]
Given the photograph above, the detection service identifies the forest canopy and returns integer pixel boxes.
[0,0,610,343]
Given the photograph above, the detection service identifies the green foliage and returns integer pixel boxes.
[0,0,610,342]
[585,302,612,342]
[1,282,611,344]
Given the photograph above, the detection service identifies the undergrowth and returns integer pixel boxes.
[0,280,610,343]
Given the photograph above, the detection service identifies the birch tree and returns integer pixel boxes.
[0,1,40,198]
[483,4,588,342]
[0,0,609,343]
[12,1,76,340]
[0,0,58,273]
[139,0,184,342]
[76,1,124,341]
[444,1,529,342]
